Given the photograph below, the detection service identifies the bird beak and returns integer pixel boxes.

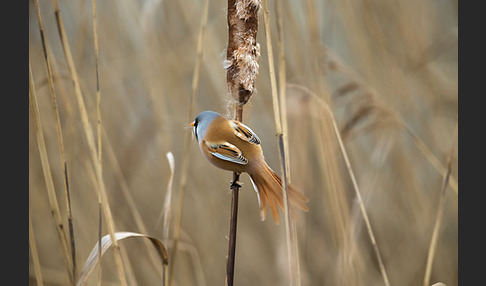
[189,121,195,127]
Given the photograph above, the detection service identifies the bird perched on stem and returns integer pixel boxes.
[190,110,308,224]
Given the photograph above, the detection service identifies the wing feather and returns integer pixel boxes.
[230,121,261,145]
[203,141,248,165]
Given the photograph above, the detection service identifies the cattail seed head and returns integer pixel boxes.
[226,0,261,106]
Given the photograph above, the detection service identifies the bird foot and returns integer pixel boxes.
[230,180,242,189]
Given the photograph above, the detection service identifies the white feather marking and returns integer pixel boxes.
[211,152,248,165]
[249,176,265,221]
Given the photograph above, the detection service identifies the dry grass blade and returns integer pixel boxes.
[261,0,281,133]
[101,127,164,279]
[33,0,77,280]
[402,123,458,195]
[50,0,128,284]
[29,212,44,286]
[274,0,291,181]
[157,152,176,241]
[29,62,74,285]
[76,232,169,286]
[170,1,209,284]
[91,1,103,283]
[92,0,102,165]
[326,98,391,286]
[287,84,391,286]
[171,238,207,286]
[423,117,458,286]
[324,45,458,195]
[262,0,299,284]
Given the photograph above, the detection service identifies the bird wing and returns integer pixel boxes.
[202,140,248,165]
[229,120,261,145]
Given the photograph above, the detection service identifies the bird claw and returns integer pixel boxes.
[230,180,242,189]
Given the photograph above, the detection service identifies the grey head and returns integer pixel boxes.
[192,110,221,141]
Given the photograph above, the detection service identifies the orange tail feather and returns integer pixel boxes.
[249,161,309,224]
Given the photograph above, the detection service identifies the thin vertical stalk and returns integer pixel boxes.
[320,93,391,286]
[29,212,45,286]
[262,0,298,284]
[423,117,458,286]
[323,46,458,195]
[226,171,241,286]
[169,0,209,284]
[92,0,102,165]
[161,152,175,286]
[97,200,102,286]
[91,0,103,284]
[275,0,301,279]
[50,1,127,284]
[332,111,391,286]
[286,84,391,286]
[33,0,77,280]
[275,0,291,178]
[261,0,281,133]
[102,127,164,280]
[29,62,74,285]
[402,123,458,195]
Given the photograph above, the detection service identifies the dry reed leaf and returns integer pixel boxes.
[51,0,128,283]
[423,118,457,286]
[29,212,44,286]
[76,232,169,286]
[29,62,74,284]
[170,1,209,284]
[33,3,76,272]
[328,51,458,195]
[283,82,391,286]
[156,151,175,240]
[261,1,301,285]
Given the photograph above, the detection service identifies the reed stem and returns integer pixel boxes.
[169,1,209,284]
[50,0,127,284]
[423,117,458,286]
[33,0,77,280]
[29,62,74,285]
[262,0,300,284]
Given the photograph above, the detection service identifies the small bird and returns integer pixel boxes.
[190,110,308,224]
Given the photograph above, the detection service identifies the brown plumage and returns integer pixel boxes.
[191,111,309,224]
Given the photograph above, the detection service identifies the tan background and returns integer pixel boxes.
[29,0,458,285]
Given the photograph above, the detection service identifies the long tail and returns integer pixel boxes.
[249,160,309,224]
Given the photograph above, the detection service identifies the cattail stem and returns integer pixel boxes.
[226,172,241,286]
[225,109,243,286]
[225,1,260,285]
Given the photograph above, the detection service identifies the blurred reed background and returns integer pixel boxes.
[29,0,458,285]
